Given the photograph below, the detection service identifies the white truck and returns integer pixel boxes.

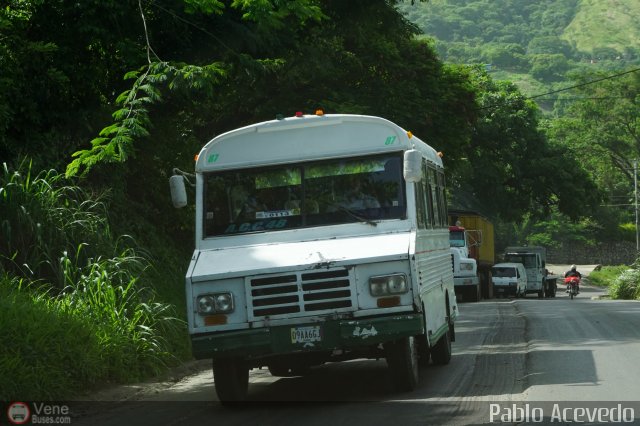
[491,262,527,298]
[449,225,480,302]
[504,246,557,298]
[170,112,458,403]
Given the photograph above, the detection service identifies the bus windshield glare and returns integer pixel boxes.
[203,153,406,237]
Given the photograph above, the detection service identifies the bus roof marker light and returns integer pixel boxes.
[437,151,444,158]
[295,111,304,117]
[407,131,413,139]
[315,109,324,116]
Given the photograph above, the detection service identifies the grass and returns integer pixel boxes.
[0,161,189,400]
[588,264,640,300]
[588,265,629,287]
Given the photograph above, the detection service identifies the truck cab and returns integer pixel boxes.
[449,226,480,302]
[504,246,546,298]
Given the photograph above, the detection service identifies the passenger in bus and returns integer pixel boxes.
[335,174,381,210]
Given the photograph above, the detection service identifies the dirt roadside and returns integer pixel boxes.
[72,359,212,402]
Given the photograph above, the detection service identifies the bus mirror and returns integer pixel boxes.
[403,149,422,182]
[169,175,187,208]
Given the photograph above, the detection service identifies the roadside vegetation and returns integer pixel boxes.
[587,265,629,288]
[608,266,640,300]
[595,262,640,301]
[586,264,640,301]
[0,162,187,400]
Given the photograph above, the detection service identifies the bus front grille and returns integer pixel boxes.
[248,268,353,319]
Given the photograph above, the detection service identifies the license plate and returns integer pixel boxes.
[291,326,322,344]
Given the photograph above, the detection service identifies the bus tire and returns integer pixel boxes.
[213,357,249,404]
[416,333,431,367]
[431,328,452,365]
[386,336,419,392]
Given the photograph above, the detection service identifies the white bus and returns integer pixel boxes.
[170,112,458,403]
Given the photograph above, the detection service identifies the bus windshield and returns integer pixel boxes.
[203,153,406,237]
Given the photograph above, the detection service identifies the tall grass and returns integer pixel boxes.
[0,160,111,287]
[0,161,187,400]
[608,265,640,300]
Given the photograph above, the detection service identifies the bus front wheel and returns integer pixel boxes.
[386,336,419,392]
[213,357,249,404]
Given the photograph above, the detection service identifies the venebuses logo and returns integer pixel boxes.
[7,402,31,425]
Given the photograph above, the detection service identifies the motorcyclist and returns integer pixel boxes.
[564,264,582,294]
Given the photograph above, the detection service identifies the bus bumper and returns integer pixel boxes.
[191,313,423,360]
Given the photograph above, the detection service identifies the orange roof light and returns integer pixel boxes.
[407,131,413,139]
[315,109,324,116]
[437,151,444,158]
[194,154,199,161]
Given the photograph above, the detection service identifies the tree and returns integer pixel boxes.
[448,69,601,221]
[529,53,571,82]
[547,70,640,226]
[481,43,528,70]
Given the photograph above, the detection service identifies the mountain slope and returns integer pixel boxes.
[397,0,640,103]
[563,0,640,54]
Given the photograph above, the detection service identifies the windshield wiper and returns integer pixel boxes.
[337,206,378,226]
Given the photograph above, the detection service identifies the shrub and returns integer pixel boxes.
[609,268,640,300]
[588,265,629,287]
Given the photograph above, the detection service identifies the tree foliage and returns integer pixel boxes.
[448,69,601,221]
[397,0,638,90]
[1,0,608,251]
[546,70,640,232]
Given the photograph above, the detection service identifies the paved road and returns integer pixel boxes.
[75,277,640,425]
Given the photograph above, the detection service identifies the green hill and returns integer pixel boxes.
[398,0,640,102]
[563,0,640,55]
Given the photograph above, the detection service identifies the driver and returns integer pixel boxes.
[338,174,380,210]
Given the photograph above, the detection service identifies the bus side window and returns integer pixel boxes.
[422,161,434,228]
[437,170,447,227]
[415,180,427,229]
[427,166,440,227]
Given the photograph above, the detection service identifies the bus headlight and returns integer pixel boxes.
[369,274,408,296]
[196,293,234,315]
[214,293,234,313]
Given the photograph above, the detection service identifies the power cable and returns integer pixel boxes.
[479,66,640,111]
[527,67,640,100]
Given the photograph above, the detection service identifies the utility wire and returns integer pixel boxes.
[535,96,631,101]
[479,66,640,111]
[527,67,640,100]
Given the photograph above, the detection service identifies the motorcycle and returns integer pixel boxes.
[564,276,580,299]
